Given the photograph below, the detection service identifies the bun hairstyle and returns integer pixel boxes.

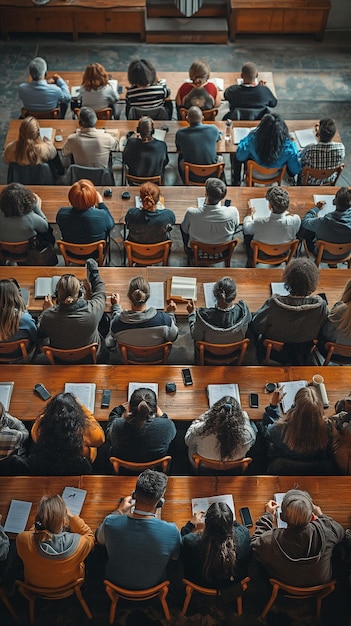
[127,276,150,306]
[128,387,157,428]
[56,274,82,304]
[213,277,237,305]
[34,494,67,543]
[137,116,154,140]
[68,179,98,212]
[139,182,160,212]
[189,59,210,86]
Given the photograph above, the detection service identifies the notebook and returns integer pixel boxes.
[128,382,158,400]
[207,384,240,407]
[64,383,96,413]
[248,197,270,218]
[233,127,250,144]
[35,276,61,298]
[0,382,14,411]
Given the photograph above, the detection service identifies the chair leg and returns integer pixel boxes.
[236,595,243,616]
[159,587,171,620]
[181,586,193,616]
[0,588,18,621]
[316,597,322,619]
[75,586,93,619]
[29,596,36,624]
[109,592,119,624]
[261,584,279,619]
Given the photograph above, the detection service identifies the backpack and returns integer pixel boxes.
[182,87,215,110]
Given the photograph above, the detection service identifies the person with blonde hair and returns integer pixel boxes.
[78,62,120,117]
[2,116,62,175]
[0,279,37,357]
[251,489,344,586]
[56,178,114,244]
[106,276,178,354]
[125,181,175,244]
[107,387,176,462]
[16,494,94,588]
[123,116,169,180]
[319,279,351,355]
[176,59,221,116]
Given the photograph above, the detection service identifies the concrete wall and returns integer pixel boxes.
[327,0,351,29]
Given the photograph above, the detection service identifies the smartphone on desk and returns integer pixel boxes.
[182,368,193,386]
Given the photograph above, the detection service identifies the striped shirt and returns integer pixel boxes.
[126,83,171,111]
[300,141,345,184]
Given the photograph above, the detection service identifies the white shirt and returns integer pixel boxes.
[243,211,301,243]
[181,202,239,247]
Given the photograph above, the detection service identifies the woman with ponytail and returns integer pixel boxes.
[124,116,169,181]
[107,387,176,462]
[125,180,175,244]
[16,494,94,589]
[181,502,250,588]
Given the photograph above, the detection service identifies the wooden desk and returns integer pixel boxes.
[1,475,350,534]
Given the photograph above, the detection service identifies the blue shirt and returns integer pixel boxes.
[96,514,181,588]
[236,130,301,175]
[56,203,114,243]
[19,79,70,111]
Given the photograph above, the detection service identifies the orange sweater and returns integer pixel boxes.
[16,515,94,588]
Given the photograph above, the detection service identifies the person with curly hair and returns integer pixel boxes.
[125,181,175,244]
[0,183,49,242]
[107,387,176,463]
[185,395,256,467]
[250,258,328,363]
[126,59,171,119]
[0,279,37,357]
[78,62,120,118]
[29,392,104,474]
[181,502,250,588]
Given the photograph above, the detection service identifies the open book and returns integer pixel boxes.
[203,282,216,308]
[274,492,287,528]
[0,382,14,411]
[192,494,236,519]
[39,127,54,142]
[233,127,251,144]
[64,383,96,413]
[128,382,158,401]
[35,276,61,298]
[313,194,335,218]
[270,282,289,296]
[207,384,240,407]
[153,129,167,142]
[4,500,32,533]
[168,276,197,301]
[278,380,308,413]
[62,487,87,517]
[248,197,270,218]
[209,77,224,91]
[293,128,317,148]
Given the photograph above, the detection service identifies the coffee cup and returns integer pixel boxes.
[312,374,324,386]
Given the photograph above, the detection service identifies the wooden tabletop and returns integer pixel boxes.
[1,475,350,535]
[4,119,323,154]
[1,364,351,423]
[0,184,338,226]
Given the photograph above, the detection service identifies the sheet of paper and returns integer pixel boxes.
[171,276,197,300]
[278,380,308,413]
[135,196,142,209]
[0,382,14,411]
[313,194,335,218]
[39,127,53,141]
[148,282,164,310]
[108,79,118,94]
[236,78,243,85]
[128,382,158,401]
[64,383,96,413]
[4,500,32,533]
[192,494,235,519]
[249,197,270,218]
[203,282,216,308]
[153,129,166,142]
[274,492,287,528]
[197,197,205,208]
[233,127,250,144]
[35,276,60,298]
[71,85,80,98]
[62,487,87,517]
[294,128,317,148]
[207,384,240,407]
[209,77,224,91]
[270,282,289,296]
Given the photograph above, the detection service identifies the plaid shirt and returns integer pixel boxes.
[300,141,345,184]
[0,413,29,460]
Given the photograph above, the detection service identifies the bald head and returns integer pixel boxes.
[241,62,258,84]
[187,106,203,125]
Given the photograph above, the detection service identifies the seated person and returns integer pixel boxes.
[123,116,169,180]
[106,276,178,354]
[62,107,118,169]
[250,258,328,364]
[0,401,29,461]
[224,62,277,120]
[175,59,221,117]
[181,178,239,251]
[0,279,37,357]
[243,187,301,265]
[299,187,351,258]
[299,118,345,185]
[38,259,106,357]
[251,489,344,586]
[125,182,175,244]
[78,62,120,119]
[262,387,335,471]
[16,494,94,587]
[0,514,9,567]
[126,59,171,119]
[107,387,176,463]
[181,502,250,588]
[319,279,351,355]
[185,395,256,467]
[0,183,49,243]
[327,394,351,475]
[233,112,301,185]
[187,276,251,344]
[18,57,70,118]
[56,179,114,244]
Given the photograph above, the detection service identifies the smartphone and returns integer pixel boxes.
[240,507,253,528]
[34,383,51,401]
[317,292,328,304]
[182,368,193,386]
[224,199,232,207]
[101,389,111,408]
[249,393,259,408]
[118,85,123,94]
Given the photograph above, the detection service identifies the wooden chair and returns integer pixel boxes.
[182,576,250,616]
[179,107,218,121]
[0,586,17,621]
[74,107,113,120]
[21,107,60,119]
[125,172,162,186]
[109,455,172,475]
[195,338,250,366]
[118,341,172,365]
[41,343,98,365]
[192,454,252,475]
[261,578,336,620]
[190,239,238,267]
[246,160,286,186]
[0,338,33,363]
[300,164,344,186]
[314,240,351,268]
[263,338,318,365]
[0,240,30,265]
[104,579,171,623]
[183,162,225,186]
[124,240,172,267]
[57,239,108,266]
[250,239,299,267]
[17,578,93,623]
[323,342,351,366]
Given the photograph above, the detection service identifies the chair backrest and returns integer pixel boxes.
[125,172,162,186]
[195,338,250,366]
[57,239,107,266]
[267,456,336,475]
[109,455,172,474]
[21,108,60,119]
[17,577,92,621]
[183,162,225,186]
[65,164,115,186]
[261,578,336,620]
[250,239,299,267]
[263,337,318,366]
[95,108,113,120]
[118,341,172,365]
[0,239,31,264]
[192,454,252,474]
[323,342,351,366]
[314,240,351,268]
[182,577,250,617]
[0,338,32,363]
[124,240,172,267]
[104,579,171,622]
[7,162,55,185]
[246,160,286,186]
[230,106,270,121]
[41,343,98,365]
[300,164,344,186]
[190,239,238,267]
[128,106,169,120]
[179,107,218,121]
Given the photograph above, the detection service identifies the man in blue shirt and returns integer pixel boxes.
[19,57,70,119]
[96,470,181,589]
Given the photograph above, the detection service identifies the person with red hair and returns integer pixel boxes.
[56,179,114,244]
[125,182,175,244]
[79,62,120,118]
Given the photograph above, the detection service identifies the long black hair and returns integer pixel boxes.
[198,396,246,460]
[201,502,237,583]
[254,113,290,165]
